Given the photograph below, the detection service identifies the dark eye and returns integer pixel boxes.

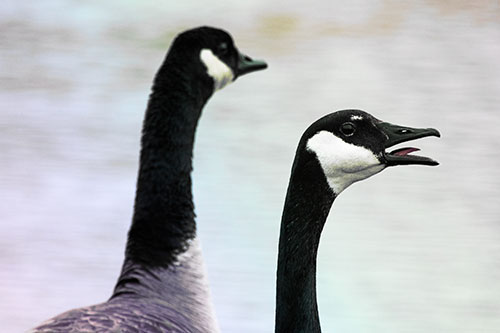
[217,42,229,56]
[340,122,356,136]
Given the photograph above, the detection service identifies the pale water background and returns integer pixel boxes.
[1,1,500,332]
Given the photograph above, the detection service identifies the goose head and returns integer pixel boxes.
[299,110,440,195]
[162,26,267,92]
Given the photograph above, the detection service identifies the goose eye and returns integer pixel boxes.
[217,42,228,56]
[340,122,356,136]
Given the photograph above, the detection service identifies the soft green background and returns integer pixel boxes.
[1,0,499,332]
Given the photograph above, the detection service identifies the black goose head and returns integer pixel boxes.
[295,110,440,195]
[161,26,267,92]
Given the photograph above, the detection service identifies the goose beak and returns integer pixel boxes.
[376,121,441,166]
[236,51,267,77]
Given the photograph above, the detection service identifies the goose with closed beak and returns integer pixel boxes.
[32,26,267,333]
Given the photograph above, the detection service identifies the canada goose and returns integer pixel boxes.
[275,109,440,332]
[32,26,267,333]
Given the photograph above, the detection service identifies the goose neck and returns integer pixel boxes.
[124,67,212,269]
[275,169,335,333]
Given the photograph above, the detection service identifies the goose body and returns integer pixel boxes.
[32,26,266,333]
[275,110,440,332]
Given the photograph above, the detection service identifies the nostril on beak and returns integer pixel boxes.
[398,129,413,134]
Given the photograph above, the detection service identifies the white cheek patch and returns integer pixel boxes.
[200,49,234,91]
[306,130,385,195]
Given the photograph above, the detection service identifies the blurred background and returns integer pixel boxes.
[1,0,499,332]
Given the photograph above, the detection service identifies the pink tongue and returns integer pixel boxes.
[393,147,420,156]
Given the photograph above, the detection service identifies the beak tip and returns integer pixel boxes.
[432,128,441,138]
[237,50,268,77]
[237,60,268,77]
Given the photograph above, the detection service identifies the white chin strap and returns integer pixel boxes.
[307,130,385,194]
[200,49,235,91]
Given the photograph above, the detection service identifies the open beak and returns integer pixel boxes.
[376,121,441,166]
[236,51,267,78]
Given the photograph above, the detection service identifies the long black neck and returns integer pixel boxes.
[275,154,335,333]
[122,59,212,269]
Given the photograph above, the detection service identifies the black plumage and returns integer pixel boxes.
[32,26,266,333]
[275,110,439,332]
